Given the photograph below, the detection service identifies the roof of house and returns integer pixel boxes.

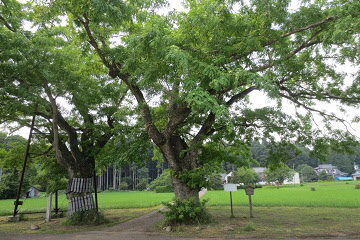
[315,164,336,169]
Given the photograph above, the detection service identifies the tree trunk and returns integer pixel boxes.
[118,168,121,190]
[113,165,117,190]
[172,175,200,202]
[67,177,96,215]
[63,156,97,216]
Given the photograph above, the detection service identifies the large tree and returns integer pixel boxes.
[3,0,360,218]
[0,0,129,217]
[53,0,360,201]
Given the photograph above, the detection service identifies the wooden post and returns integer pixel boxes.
[248,195,254,218]
[54,190,59,215]
[46,194,52,222]
[230,192,234,218]
[93,170,98,212]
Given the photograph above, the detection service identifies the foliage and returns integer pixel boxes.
[119,182,129,190]
[64,209,109,225]
[230,167,260,185]
[148,169,172,190]
[297,164,318,182]
[161,198,211,225]
[264,164,295,185]
[0,168,30,199]
[155,186,174,193]
[318,170,333,181]
[206,172,224,190]
[136,178,148,191]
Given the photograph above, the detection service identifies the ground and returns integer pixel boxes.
[1,206,360,240]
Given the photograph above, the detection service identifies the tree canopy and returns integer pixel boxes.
[1,0,360,221]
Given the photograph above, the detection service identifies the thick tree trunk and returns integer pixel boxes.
[66,177,96,216]
[172,175,200,202]
[64,156,96,216]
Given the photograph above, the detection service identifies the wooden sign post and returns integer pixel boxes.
[224,184,237,218]
[245,186,254,218]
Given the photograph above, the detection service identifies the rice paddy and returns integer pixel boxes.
[1,181,359,216]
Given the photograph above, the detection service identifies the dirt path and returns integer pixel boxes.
[2,211,185,240]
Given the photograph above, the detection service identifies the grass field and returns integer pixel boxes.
[206,181,360,208]
[0,191,174,216]
[165,206,360,239]
[1,181,360,216]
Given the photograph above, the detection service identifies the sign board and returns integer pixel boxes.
[13,201,23,206]
[245,186,254,195]
[224,184,237,192]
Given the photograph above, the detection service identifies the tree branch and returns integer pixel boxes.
[0,14,16,32]
[226,86,257,106]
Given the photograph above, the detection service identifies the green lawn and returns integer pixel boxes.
[1,181,359,216]
[206,181,360,208]
[0,191,174,216]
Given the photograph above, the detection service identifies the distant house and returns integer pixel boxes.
[220,172,233,184]
[26,186,40,198]
[352,163,360,180]
[253,167,266,183]
[284,172,301,185]
[252,167,300,185]
[314,164,347,177]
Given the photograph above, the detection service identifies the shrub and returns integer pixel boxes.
[119,182,128,190]
[161,198,211,225]
[64,209,109,225]
[155,186,174,193]
[244,224,256,232]
[148,169,173,190]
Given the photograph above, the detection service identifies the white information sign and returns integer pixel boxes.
[224,184,237,192]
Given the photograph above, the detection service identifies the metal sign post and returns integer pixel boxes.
[224,184,237,218]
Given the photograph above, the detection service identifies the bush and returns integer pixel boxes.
[155,186,174,193]
[161,198,211,225]
[119,182,128,190]
[148,169,173,190]
[64,209,109,225]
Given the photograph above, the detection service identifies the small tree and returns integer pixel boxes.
[207,172,223,190]
[264,165,295,187]
[230,167,260,185]
[148,169,173,191]
[318,170,330,181]
[297,164,318,182]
